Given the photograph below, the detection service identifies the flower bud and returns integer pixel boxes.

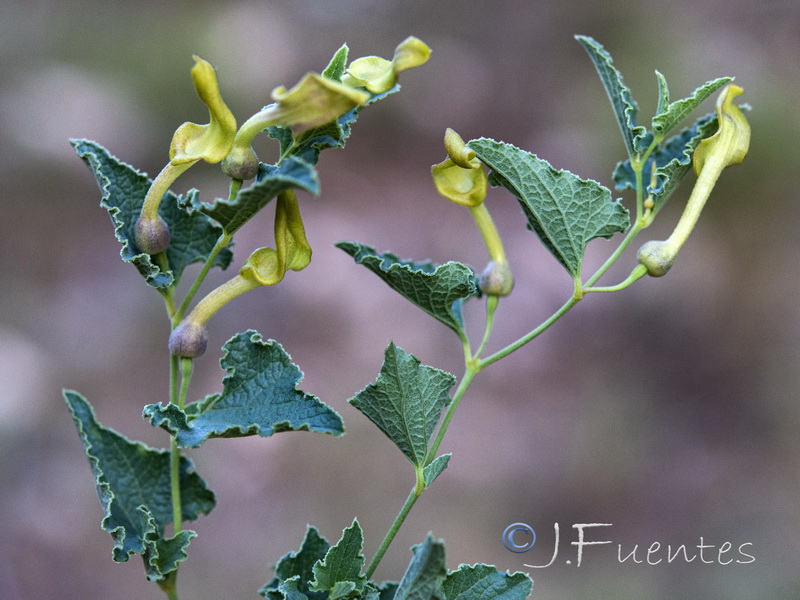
[168,320,209,358]
[637,240,674,277]
[135,215,171,255]
[479,261,515,296]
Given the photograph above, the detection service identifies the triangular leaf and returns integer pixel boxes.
[182,157,319,235]
[651,76,731,139]
[72,139,233,288]
[260,527,331,600]
[349,343,455,468]
[309,520,367,599]
[442,564,532,600]
[144,331,343,448]
[322,44,349,81]
[655,71,670,119]
[422,454,451,488]
[64,390,215,579]
[614,112,719,209]
[575,35,648,156]
[394,534,446,600]
[336,241,479,335]
[468,138,629,278]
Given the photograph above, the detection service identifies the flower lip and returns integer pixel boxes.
[169,56,237,165]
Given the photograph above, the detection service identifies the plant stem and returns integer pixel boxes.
[364,488,421,579]
[170,358,194,534]
[478,295,580,369]
[428,366,477,461]
[176,232,232,322]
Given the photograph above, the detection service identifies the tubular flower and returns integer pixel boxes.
[341,36,431,94]
[135,56,236,254]
[169,190,312,357]
[222,73,370,180]
[432,129,514,296]
[638,84,750,276]
[169,56,237,165]
[431,129,487,207]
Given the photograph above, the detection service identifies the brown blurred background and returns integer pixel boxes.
[1,0,799,598]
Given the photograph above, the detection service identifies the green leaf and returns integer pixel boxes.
[144,331,344,448]
[575,35,648,156]
[394,534,446,600]
[267,577,310,600]
[182,157,319,235]
[71,139,233,288]
[336,241,479,335]
[64,390,215,580]
[651,76,731,139]
[349,342,455,468]
[322,44,349,81]
[655,71,670,119]
[142,525,196,582]
[614,112,719,208]
[468,138,629,278]
[260,526,330,600]
[376,582,399,600]
[442,564,532,600]
[309,520,367,599]
[422,454,451,487]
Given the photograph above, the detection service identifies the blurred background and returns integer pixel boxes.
[1,0,798,598]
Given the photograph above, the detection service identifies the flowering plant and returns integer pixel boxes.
[67,35,749,599]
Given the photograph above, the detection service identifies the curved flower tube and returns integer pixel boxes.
[136,56,236,254]
[222,74,370,180]
[638,85,750,276]
[169,191,312,357]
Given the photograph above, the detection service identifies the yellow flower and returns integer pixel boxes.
[169,191,312,356]
[638,84,751,277]
[431,129,487,207]
[222,73,370,180]
[342,36,431,94]
[169,56,237,165]
[136,56,236,254]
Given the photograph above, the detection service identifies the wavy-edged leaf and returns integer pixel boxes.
[394,534,446,600]
[144,331,343,448]
[468,138,629,278]
[181,157,319,235]
[310,520,367,599]
[575,35,648,156]
[349,342,455,468]
[336,241,479,334]
[72,139,233,288]
[614,112,719,208]
[652,76,731,139]
[260,527,331,600]
[442,564,532,600]
[64,390,215,580]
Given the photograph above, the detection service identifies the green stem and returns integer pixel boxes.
[427,366,477,462]
[584,264,647,293]
[170,359,193,535]
[175,231,232,322]
[479,295,579,370]
[157,571,179,600]
[364,488,421,580]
